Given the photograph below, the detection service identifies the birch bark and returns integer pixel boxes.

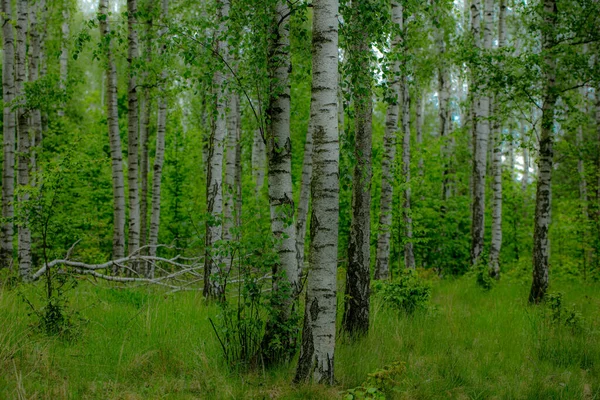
[1,0,15,269]
[149,0,169,270]
[295,0,339,384]
[374,0,402,280]
[127,0,140,266]
[529,0,557,304]
[99,0,126,261]
[401,78,415,269]
[489,0,506,279]
[204,0,230,300]
[343,1,373,335]
[470,0,491,267]
[16,0,31,278]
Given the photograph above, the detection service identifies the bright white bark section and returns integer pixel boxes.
[204,0,230,300]
[99,0,126,261]
[295,0,339,385]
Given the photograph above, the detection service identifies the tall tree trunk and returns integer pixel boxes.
[99,0,126,261]
[374,0,402,281]
[521,120,529,194]
[401,78,416,269]
[28,0,45,187]
[470,0,491,267]
[252,129,266,194]
[489,0,506,279]
[223,93,240,246]
[489,99,502,278]
[16,0,31,278]
[437,17,452,201]
[127,0,140,266]
[577,87,589,221]
[295,120,313,278]
[58,0,69,117]
[1,0,16,269]
[139,14,152,264]
[262,1,300,363]
[204,0,230,300]
[416,90,424,176]
[294,0,339,385]
[149,0,169,272]
[343,2,373,336]
[529,0,557,304]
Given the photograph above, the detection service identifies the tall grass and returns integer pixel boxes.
[0,275,598,399]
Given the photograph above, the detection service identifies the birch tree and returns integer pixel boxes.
[375,0,402,281]
[342,0,376,336]
[470,0,492,267]
[16,0,31,278]
[148,0,169,268]
[529,0,557,304]
[127,0,141,264]
[295,0,339,384]
[261,0,300,363]
[1,0,16,269]
[489,0,506,279]
[99,0,126,261]
[204,0,230,300]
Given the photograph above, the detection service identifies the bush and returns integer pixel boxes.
[372,269,431,313]
[343,361,405,399]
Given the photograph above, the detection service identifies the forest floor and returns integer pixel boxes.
[1,270,599,399]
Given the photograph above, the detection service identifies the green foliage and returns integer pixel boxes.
[546,292,584,334]
[472,260,496,291]
[372,269,431,313]
[343,361,405,399]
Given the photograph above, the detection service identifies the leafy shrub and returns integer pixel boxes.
[372,269,431,313]
[546,292,584,334]
[343,361,405,399]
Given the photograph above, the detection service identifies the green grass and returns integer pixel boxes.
[1,274,599,399]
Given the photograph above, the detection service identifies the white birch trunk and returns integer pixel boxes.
[374,0,402,280]
[223,93,240,245]
[28,0,45,187]
[126,0,140,266]
[489,99,502,278]
[149,0,169,271]
[204,0,230,300]
[530,0,557,304]
[470,0,491,267]
[416,91,424,176]
[139,17,152,261]
[1,0,16,269]
[99,0,126,261]
[16,0,31,278]
[401,79,416,269]
[295,0,339,385]
[489,0,506,279]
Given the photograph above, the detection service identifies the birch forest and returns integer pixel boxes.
[1,0,600,398]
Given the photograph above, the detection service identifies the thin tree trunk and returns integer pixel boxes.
[223,93,240,245]
[262,1,300,363]
[139,15,152,265]
[58,0,69,117]
[521,119,529,194]
[295,120,313,277]
[374,0,402,281]
[99,0,126,262]
[489,0,506,279]
[577,87,589,221]
[489,98,502,278]
[529,0,557,304]
[470,0,491,267]
[416,91,424,176]
[127,0,140,267]
[343,5,373,335]
[401,79,416,269]
[1,0,16,269]
[149,0,169,273]
[294,0,339,385]
[16,0,31,278]
[204,0,230,300]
